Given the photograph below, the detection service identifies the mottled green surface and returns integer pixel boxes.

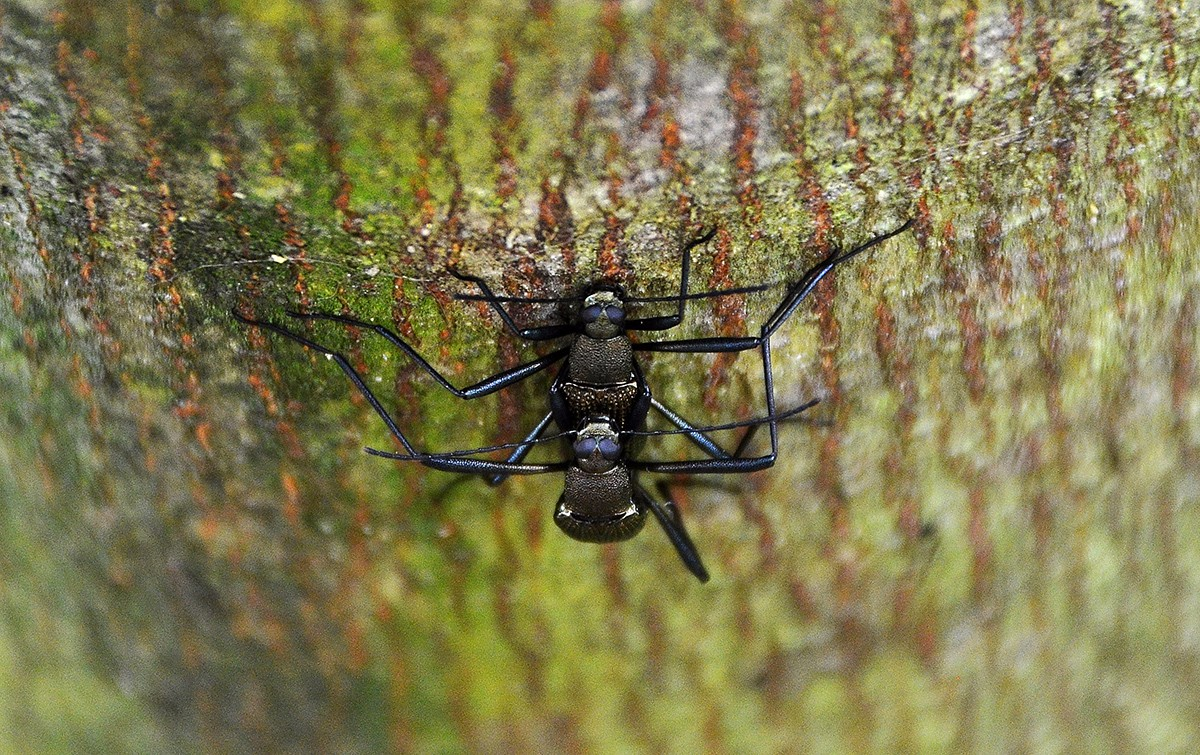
[1,0,1199,752]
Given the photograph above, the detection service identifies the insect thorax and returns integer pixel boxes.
[567,335,634,385]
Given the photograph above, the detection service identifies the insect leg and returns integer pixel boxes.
[758,220,912,339]
[236,311,569,475]
[648,398,738,460]
[264,310,569,399]
[635,481,709,582]
[634,220,912,354]
[630,338,780,475]
[484,410,556,487]
[732,421,763,459]
[625,226,717,332]
[366,447,568,476]
[632,223,912,471]
[448,269,577,341]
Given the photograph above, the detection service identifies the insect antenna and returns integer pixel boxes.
[622,399,820,439]
[364,430,574,460]
[453,292,583,304]
[453,284,775,305]
[623,284,773,303]
[446,267,576,341]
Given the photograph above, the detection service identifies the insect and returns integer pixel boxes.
[234,220,911,582]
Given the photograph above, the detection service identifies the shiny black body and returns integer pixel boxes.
[234,221,911,582]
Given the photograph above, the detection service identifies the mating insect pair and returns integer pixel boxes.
[235,221,911,582]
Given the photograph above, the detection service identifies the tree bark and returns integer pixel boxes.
[1,0,1198,750]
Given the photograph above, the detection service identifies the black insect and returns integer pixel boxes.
[234,220,911,582]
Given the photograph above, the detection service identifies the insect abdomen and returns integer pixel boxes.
[555,465,645,543]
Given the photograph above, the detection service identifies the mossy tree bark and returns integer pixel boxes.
[1,0,1198,751]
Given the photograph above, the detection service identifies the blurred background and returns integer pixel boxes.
[1,0,1198,751]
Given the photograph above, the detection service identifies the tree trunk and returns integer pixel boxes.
[1,0,1198,750]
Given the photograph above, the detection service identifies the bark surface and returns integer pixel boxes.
[1,0,1198,751]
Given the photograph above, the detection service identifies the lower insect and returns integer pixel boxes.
[235,221,910,582]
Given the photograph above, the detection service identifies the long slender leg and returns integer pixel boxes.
[761,219,911,336]
[242,310,569,400]
[634,221,912,355]
[660,405,763,459]
[457,282,772,305]
[630,332,781,475]
[762,337,777,454]
[625,226,717,332]
[629,398,818,444]
[724,398,831,456]
[733,421,762,459]
[448,269,577,341]
[641,400,781,526]
[628,223,910,472]
[641,398,817,454]
[485,410,555,487]
[367,447,568,476]
[649,398,737,460]
[644,396,822,568]
[632,369,830,478]
[235,312,568,477]
[636,481,709,582]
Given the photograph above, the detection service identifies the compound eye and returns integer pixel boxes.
[581,305,602,323]
[604,306,625,325]
[598,437,621,460]
[574,437,598,457]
